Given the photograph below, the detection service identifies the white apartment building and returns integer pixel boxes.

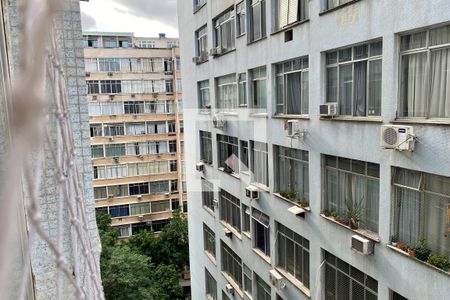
[178,0,450,299]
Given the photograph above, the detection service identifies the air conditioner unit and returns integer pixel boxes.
[288,205,306,218]
[381,125,415,151]
[269,269,286,290]
[140,131,146,135]
[212,114,226,130]
[132,115,137,119]
[109,95,115,100]
[131,94,136,98]
[196,162,204,172]
[138,215,144,220]
[85,72,91,77]
[113,157,119,163]
[164,192,170,197]
[213,199,219,207]
[107,72,113,76]
[225,283,234,295]
[110,114,117,118]
[137,195,142,200]
[107,194,114,199]
[192,56,200,64]
[92,95,97,100]
[320,102,339,117]
[246,185,259,200]
[152,93,158,98]
[224,227,232,238]
[138,155,144,160]
[109,137,114,142]
[209,48,218,56]
[351,235,374,255]
[286,119,306,139]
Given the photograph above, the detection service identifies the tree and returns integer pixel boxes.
[128,230,163,265]
[101,246,154,300]
[96,213,119,260]
[157,212,189,272]
[149,264,183,300]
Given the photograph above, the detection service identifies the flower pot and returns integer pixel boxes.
[407,249,416,257]
[415,248,431,261]
[350,220,359,230]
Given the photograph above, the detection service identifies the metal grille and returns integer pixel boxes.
[383,127,398,145]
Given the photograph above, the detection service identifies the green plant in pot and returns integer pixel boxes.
[280,191,297,200]
[427,255,450,271]
[345,197,364,230]
[415,236,431,261]
[330,211,338,219]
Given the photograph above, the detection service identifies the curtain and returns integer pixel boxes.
[401,53,427,117]
[327,67,338,103]
[339,64,353,115]
[354,61,367,116]
[301,71,309,114]
[423,194,450,257]
[278,0,289,28]
[286,72,302,114]
[88,103,101,116]
[397,188,421,245]
[327,169,338,213]
[368,59,382,116]
[276,75,285,113]
[429,48,450,118]
[252,2,262,40]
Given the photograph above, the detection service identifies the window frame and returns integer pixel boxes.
[213,7,236,54]
[219,189,241,232]
[273,0,309,31]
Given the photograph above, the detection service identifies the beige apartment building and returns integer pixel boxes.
[83,32,185,237]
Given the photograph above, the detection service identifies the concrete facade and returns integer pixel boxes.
[178,0,450,299]
[84,32,186,236]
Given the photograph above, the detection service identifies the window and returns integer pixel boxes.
[124,101,145,115]
[240,141,249,172]
[109,204,130,218]
[255,274,271,300]
[214,8,235,53]
[118,225,131,238]
[221,241,243,288]
[219,189,241,232]
[400,25,450,118]
[176,78,182,92]
[222,291,231,300]
[203,223,216,258]
[242,204,251,235]
[274,146,309,204]
[90,124,102,137]
[171,199,180,211]
[205,269,217,300]
[324,0,354,11]
[250,66,267,111]
[275,0,308,30]
[324,155,380,233]
[194,0,207,10]
[198,80,211,109]
[276,222,310,288]
[217,134,239,173]
[94,187,107,199]
[196,26,208,62]
[392,168,450,258]
[130,202,151,216]
[104,124,124,136]
[248,0,266,42]
[87,80,99,94]
[108,184,128,197]
[236,2,246,36]
[151,200,170,213]
[165,80,174,93]
[202,178,215,211]
[100,80,122,94]
[147,121,166,134]
[103,37,118,48]
[324,251,378,300]
[326,41,382,116]
[275,56,309,115]
[168,121,176,133]
[252,208,270,256]
[243,264,252,295]
[200,131,213,164]
[129,182,149,196]
[169,160,177,172]
[238,73,247,106]
[169,140,177,152]
[126,123,146,135]
[94,165,127,179]
[105,144,126,157]
[150,180,170,193]
[216,74,238,111]
[98,58,121,72]
[251,141,268,187]
[91,145,104,158]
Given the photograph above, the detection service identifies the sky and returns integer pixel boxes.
[80,0,179,38]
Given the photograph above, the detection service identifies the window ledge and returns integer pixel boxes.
[216,111,238,116]
[205,251,217,266]
[273,193,310,211]
[319,0,362,16]
[220,220,242,240]
[386,244,450,276]
[320,214,380,242]
[199,109,211,115]
[247,36,267,46]
[249,112,268,118]
[391,118,450,126]
[251,182,270,193]
[202,205,215,217]
[213,48,236,58]
[195,59,209,65]
[252,248,271,265]
[242,231,251,239]
[218,167,240,179]
[276,267,311,298]
[236,33,246,39]
[221,272,244,298]
[272,114,310,120]
[193,2,206,14]
[271,19,310,36]
[320,116,383,123]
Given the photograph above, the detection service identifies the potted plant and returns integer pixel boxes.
[322,210,331,217]
[297,200,309,208]
[330,211,338,219]
[345,197,364,230]
[415,236,431,261]
[336,216,350,226]
[391,236,398,247]
[406,244,416,257]
[427,255,450,271]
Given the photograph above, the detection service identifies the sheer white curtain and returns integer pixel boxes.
[402,53,427,117]
[429,48,450,118]
[286,72,302,114]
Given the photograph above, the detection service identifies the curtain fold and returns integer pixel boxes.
[286,72,302,114]
[429,48,450,118]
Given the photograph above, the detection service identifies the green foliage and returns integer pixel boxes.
[344,197,364,225]
[149,264,184,300]
[427,255,450,270]
[330,211,338,218]
[97,212,189,300]
[280,191,297,200]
